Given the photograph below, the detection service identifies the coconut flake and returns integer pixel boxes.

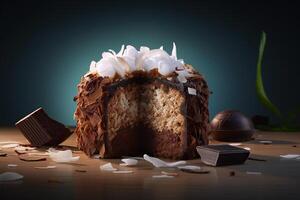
[161,171,179,176]
[48,148,79,163]
[7,164,18,167]
[85,43,188,78]
[246,171,262,175]
[89,61,97,72]
[92,155,101,159]
[15,146,36,151]
[113,170,133,174]
[259,140,272,144]
[0,172,24,182]
[177,165,201,170]
[187,87,197,96]
[1,143,20,148]
[229,143,242,146]
[100,163,117,171]
[152,175,175,178]
[177,74,187,83]
[143,154,186,168]
[280,154,300,159]
[120,158,138,166]
[35,166,57,169]
[171,42,177,59]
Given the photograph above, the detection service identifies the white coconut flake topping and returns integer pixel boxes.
[86,43,192,80]
[187,87,197,95]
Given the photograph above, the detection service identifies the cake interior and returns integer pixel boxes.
[106,79,186,158]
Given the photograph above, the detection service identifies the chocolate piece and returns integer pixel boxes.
[196,144,250,166]
[15,108,72,147]
[210,110,255,142]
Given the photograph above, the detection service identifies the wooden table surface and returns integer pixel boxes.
[0,128,300,200]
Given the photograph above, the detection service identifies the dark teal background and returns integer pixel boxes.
[1,1,300,126]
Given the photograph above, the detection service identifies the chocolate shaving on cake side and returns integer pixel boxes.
[74,44,210,159]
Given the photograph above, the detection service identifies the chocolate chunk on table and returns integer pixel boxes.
[15,108,72,147]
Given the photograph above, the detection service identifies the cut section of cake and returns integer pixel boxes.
[74,43,210,159]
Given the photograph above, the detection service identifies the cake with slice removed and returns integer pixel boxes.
[74,43,210,159]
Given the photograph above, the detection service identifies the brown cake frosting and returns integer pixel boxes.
[74,44,210,159]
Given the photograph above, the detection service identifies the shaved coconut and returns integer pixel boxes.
[229,143,242,146]
[124,45,138,58]
[158,61,175,76]
[89,61,97,71]
[15,146,36,151]
[85,43,189,78]
[113,170,133,174]
[140,46,150,53]
[92,155,101,159]
[280,154,300,159]
[108,49,117,56]
[35,166,56,169]
[100,163,117,171]
[259,140,272,144]
[152,175,174,178]
[177,165,201,170]
[0,172,23,182]
[8,164,18,167]
[243,147,251,151]
[117,45,125,56]
[48,148,79,163]
[161,171,178,176]
[177,74,187,83]
[187,87,197,95]
[143,154,186,168]
[120,158,138,166]
[171,42,177,59]
[1,143,20,148]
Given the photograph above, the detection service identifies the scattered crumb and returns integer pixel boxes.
[8,164,18,167]
[152,175,174,178]
[0,152,7,157]
[113,170,133,174]
[161,171,179,176]
[246,171,262,175]
[48,179,63,184]
[259,140,272,145]
[75,169,87,173]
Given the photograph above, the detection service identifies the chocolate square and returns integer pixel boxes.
[15,108,72,146]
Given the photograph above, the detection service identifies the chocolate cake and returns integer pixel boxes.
[74,43,210,159]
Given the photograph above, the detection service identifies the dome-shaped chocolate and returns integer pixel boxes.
[210,110,255,142]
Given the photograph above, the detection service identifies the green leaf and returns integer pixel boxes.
[256,32,282,118]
